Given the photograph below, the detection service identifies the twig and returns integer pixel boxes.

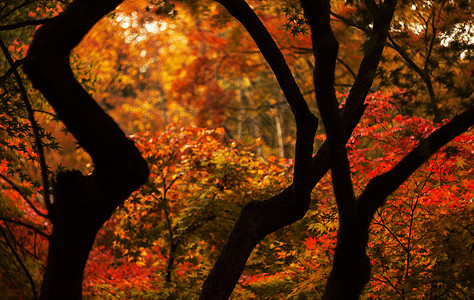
[0,173,48,218]
[0,224,38,300]
[0,58,24,82]
[0,217,49,238]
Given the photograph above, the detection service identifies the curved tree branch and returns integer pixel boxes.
[215,0,311,115]
[387,33,441,122]
[22,0,149,298]
[201,1,318,299]
[357,105,474,222]
[201,0,398,298]
[337,57,357,80]
[23,0,149,220]
[0,217,49,238]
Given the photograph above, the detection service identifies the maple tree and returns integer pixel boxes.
[235,92,473,298]
[0,1,70,299]
[73,0,318,157]
[0,0,473,299]
[381,0,473,122]
[78,95,472,298]
[81,125,293,298]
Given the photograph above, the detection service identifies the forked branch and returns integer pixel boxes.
[201,1,317,299]
[357,105,474,223]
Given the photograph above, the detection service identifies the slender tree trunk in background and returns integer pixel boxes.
[237,89,244,141]
[424,75,441,123]
[160,95,169,127]
[253,119,263,157]
[23,0,149,298]
[274,109,285,158]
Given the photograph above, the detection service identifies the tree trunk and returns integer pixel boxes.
[274,110,285,158]
[201,0,395,297]
[40,204,100,299]
[323,221,371,299]
[23,1,149,299]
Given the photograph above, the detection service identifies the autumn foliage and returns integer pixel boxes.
[1,91,473,298]
[68,93,471,298]
[0,93,453,298]
[1,0,473,299]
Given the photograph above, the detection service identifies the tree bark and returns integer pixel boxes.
[23,0,149,299]
[323,104,474,299]
[301,0,399,298]
[300,1,474,299]
[201,0,399,298]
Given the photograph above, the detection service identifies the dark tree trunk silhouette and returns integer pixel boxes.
[23,0,149,299]
[201,0,474,299]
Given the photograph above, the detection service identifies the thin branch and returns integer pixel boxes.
[330,11,370,34]
[387,34,424,76]
[0,0,37,21]
[290,45,312,54]
[424,3,440,71]
[387,20,441,122]
[0,37,52,213]
[161,177,176,283]
[374,210,409,252]
[0,173,48,218]
[0,224,38,300]
[376,271,404,296]
[32,109,58,119]
[0,17,58,31]
[0,58,24,82]
[0,217,49,238]
[337,58,357,80]
[215,0,311,116]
